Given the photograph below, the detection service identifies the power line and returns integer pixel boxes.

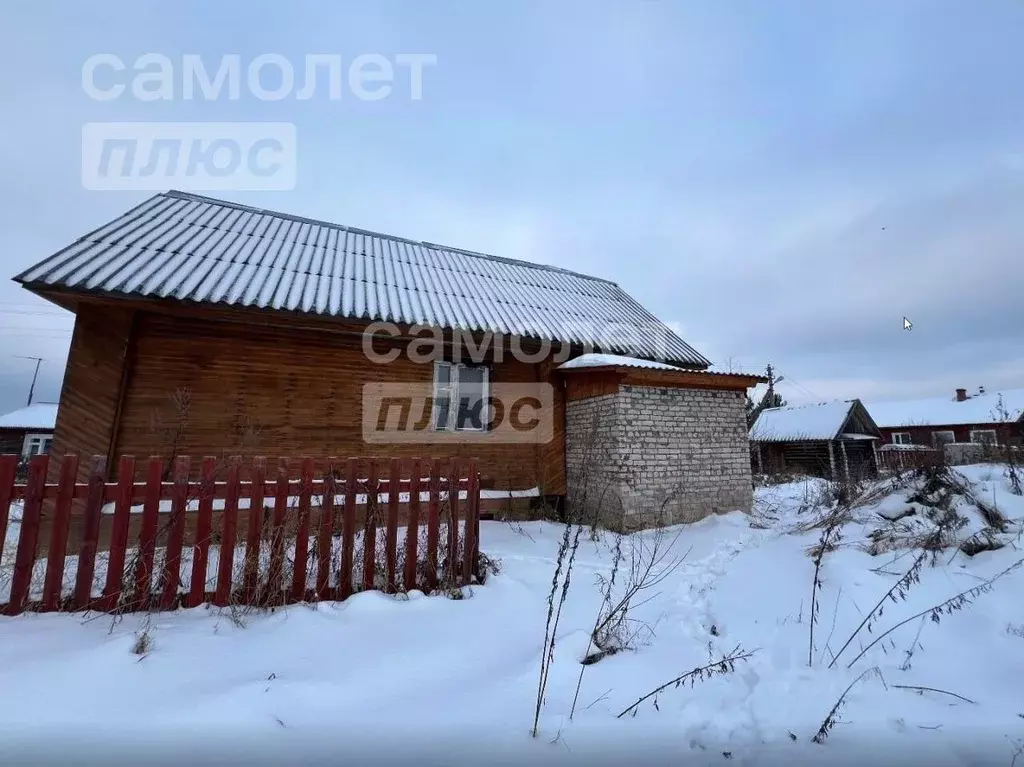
[0,325,73,331]
[0,329,73,336]
[779,375,823,401]
[0,309,70,317]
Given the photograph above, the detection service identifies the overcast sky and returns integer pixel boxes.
[0,0,1022,413]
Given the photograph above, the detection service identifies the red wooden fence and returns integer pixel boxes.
[0,454,481,616]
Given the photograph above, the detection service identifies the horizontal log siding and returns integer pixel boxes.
[0,430,27,456]
[88,310,566,493]
[47,305,135,483]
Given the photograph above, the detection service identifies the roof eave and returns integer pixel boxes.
[559,364,766,387]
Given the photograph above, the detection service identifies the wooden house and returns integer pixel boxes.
[0,402,57,459]
[14,191,762,528]
[749,399,881,481]
[868,387,1024,450]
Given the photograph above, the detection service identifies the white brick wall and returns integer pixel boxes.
[565,384,753,530]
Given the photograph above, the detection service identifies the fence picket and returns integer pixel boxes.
[73,456,108,610]
[100,456,135,612]
[132,456,163,609]
[159,456,190,609]
[188,457,217,607]
[339,458,357,599]
[268,459,289,602]
[7,454,49,615]
[362,459,379,592]
[242,457,266,600]
[404,458,421,591]
[214,458,242,606]
[386,458,401,593]
[447,460,460,587]
[291,457,314,603]
[426,458,440,592]
[42,454,79,610]
[316,460,336,600]
[0,455,18,576]
[462,458,478,584]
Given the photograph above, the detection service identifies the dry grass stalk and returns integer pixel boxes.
[616,645,756,718]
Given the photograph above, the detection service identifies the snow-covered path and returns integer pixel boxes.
[0,468,1021,766]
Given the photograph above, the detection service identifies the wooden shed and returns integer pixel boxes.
[748,399,881,481]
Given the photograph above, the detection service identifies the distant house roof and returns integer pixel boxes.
[866,388,1024,428]
[0,403,58,431]
[15,191,710,368]
[557,353,684,371]
[749,400,880,443]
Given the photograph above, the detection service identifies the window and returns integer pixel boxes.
[22,433,52,458]
[432,361,490,431]
[891,432,912,445]
[969,429,998,446]
[932,430,956,447]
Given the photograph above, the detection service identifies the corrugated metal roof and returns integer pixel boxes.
[15,191,710,368]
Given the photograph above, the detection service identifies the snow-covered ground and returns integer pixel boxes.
[0,465,1022,766]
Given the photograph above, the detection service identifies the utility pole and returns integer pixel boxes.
[15,356,43,406]
[747,362,786,428]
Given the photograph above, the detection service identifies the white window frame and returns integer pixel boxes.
[891,432,912,445]
[969,429,998,446]
[432,361,490,432]
[932,430,956,447]
[22,433,52,459]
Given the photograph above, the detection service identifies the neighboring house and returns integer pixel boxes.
[748,399,881,481]
[867,387,1024,449]
[13,191,762,529]
[0,402,57,458]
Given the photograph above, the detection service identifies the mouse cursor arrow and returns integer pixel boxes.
[903,317,913,331]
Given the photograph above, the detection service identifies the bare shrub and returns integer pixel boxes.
[131,618,153,656]
[533,416,608,737]
[475,551,502,584]
[811,667,886,743]
[589,517,687,664]
[828,551,926,669]
[992,394,1023,496]
[844,558,1023,669]
[616,645,756,718]
[570,511,688,718]
[532,516,584,738]
[1010,738,1023,767]
[865,465,1008,558]
[808,514,844,666]
[148,387,192,478]
[892,684,976,704]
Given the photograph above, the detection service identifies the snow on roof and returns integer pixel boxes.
[866,388,1024,428]
[749,400,857,442]
[16,191,710,368]
[557,353,684,371]
[0,402,57,430]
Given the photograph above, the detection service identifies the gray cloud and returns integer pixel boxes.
[0,0,1021,413]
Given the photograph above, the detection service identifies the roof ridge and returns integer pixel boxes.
[162,190,619,287]
[869,386,1024,405]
